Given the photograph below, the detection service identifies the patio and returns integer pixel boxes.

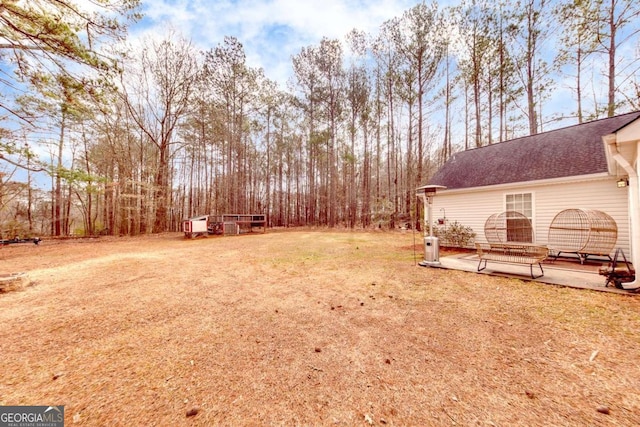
[434,251,638,295]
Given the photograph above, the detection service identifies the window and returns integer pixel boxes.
[505,193,533,242]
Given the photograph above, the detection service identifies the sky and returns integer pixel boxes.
[2,0,427,186]
[133,0,421,86]
[5,0,637,186]
[127,0,606,125]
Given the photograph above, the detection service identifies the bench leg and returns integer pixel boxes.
[530,263,544,279]
[478,258,544,279]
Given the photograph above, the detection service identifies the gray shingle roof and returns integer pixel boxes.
[428,111,640,190]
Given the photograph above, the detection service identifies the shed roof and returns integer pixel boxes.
[429,111,640,190]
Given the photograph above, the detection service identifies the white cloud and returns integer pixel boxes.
[134,0,419,85]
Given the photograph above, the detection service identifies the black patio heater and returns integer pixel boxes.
[416,184,446,266]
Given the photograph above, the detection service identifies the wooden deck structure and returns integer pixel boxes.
[208,214,266,235]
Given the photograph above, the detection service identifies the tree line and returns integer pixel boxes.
[0,0,639,236]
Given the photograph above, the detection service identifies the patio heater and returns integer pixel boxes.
[416,184,447,266]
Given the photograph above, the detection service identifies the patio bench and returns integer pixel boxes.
[475,242,549,279]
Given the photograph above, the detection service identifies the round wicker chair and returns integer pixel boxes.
[484,211,533,244]
[548,209,617,263]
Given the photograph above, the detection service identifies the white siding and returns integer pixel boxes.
[430,191,503,245]
[431,175,630,257]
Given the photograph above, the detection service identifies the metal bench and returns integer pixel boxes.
[475,242,549,279]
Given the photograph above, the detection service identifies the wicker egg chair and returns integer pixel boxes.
[548,209,617,263]
[484,211,533,245]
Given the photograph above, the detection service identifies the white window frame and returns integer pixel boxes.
[504,192,535,242]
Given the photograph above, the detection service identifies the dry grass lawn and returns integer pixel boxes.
[0,230,639,426]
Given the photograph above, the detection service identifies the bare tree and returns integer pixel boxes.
[345,29,372,228]
[202,36,260,214]
[595,0,640,117]
[120,34,199,232]
[457,0,498,147]
[372,20,402,227]
[555,0,600,123]
[391,1,445,221]
[507,0,555,135]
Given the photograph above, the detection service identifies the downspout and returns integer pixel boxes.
[605,135,639,286]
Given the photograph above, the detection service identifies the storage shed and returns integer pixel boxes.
[182,215,209,238]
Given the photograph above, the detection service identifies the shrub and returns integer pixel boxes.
[433,221,476,248]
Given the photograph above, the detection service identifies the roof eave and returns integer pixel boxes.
[434,173,613,195]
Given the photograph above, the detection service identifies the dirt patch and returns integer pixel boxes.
[1,230,639,426]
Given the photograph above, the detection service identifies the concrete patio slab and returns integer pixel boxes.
[428,253,638,295]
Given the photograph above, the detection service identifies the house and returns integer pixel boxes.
[426,111,640,269]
